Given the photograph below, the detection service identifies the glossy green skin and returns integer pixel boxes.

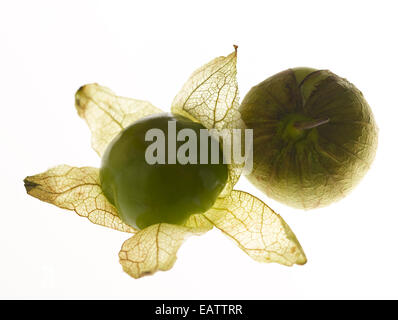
[240,68,378,209]
[100,113,228,229]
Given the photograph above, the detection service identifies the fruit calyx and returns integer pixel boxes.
[294,117,330,130]
[278,114,328,143]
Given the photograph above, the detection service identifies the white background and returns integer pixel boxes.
[1,0,397,299]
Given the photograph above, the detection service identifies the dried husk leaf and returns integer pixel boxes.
[204,190,307,266]
[119,223,206,278]
[171,47,245,196]
[24,165,136,233]
[75,83,163,157]
[171,47,243,131]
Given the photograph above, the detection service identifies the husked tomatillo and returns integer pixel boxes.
[100,113,228,229]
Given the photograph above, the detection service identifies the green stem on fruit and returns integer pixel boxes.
[294,117,330,130]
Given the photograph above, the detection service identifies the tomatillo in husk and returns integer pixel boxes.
[239,68,378,209]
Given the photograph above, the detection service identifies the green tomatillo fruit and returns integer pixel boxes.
[100,113,228,229]
[239,68,378,209]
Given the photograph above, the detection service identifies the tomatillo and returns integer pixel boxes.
[239,68,378,209]
[100,113,228,229]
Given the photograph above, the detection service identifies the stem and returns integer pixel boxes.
[294,117,330,130]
